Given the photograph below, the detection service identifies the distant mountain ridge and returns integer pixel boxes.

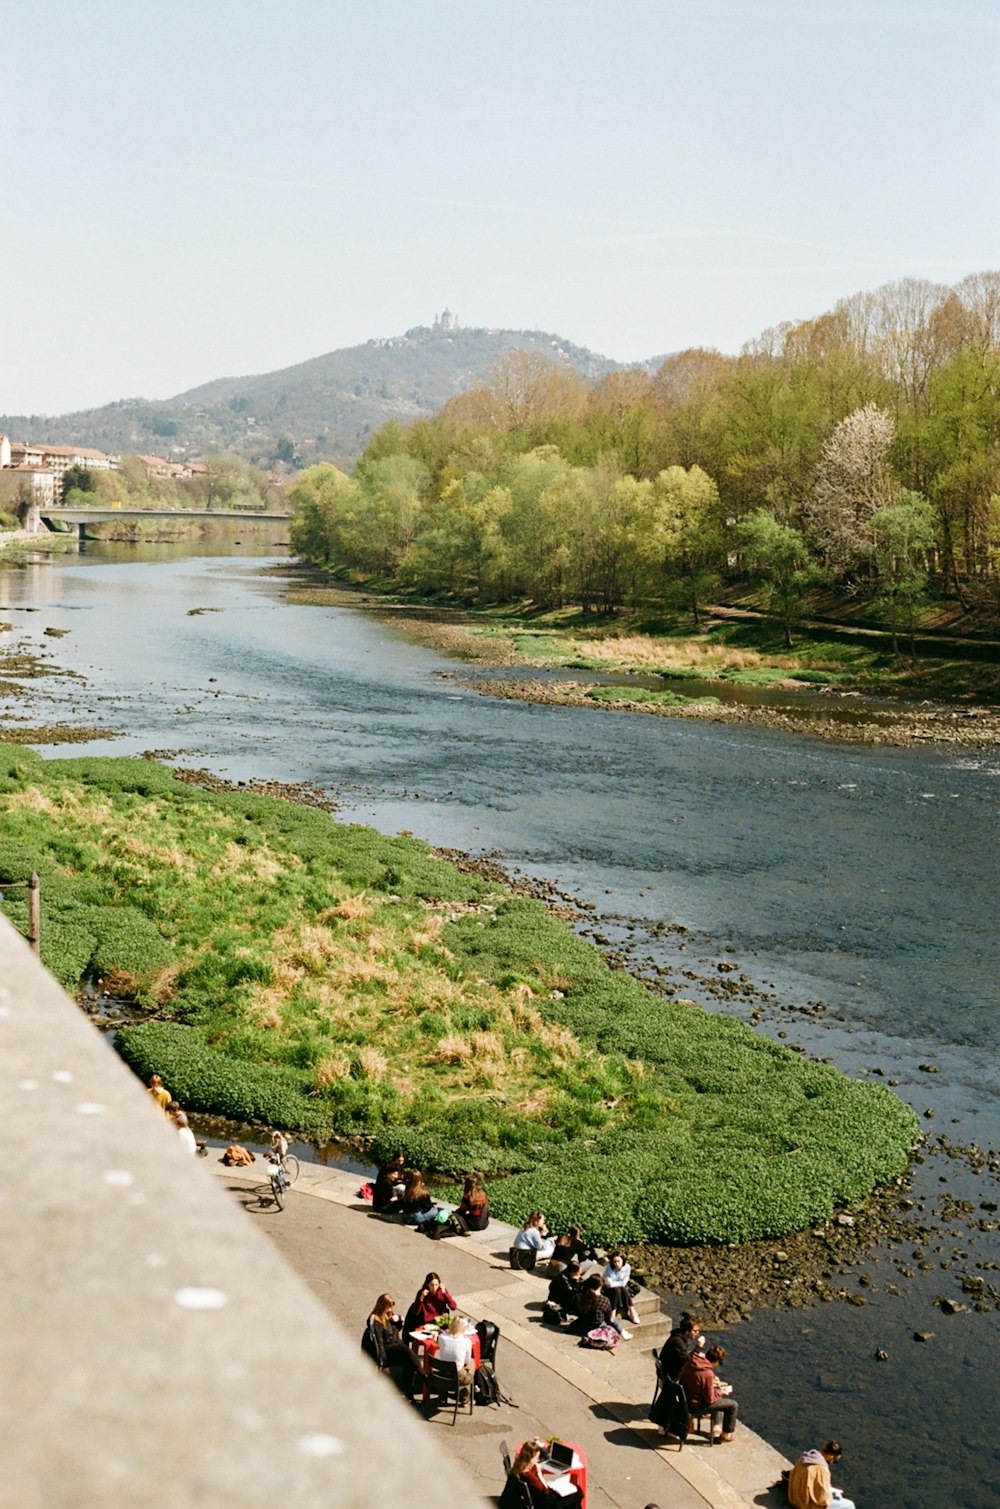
[1,323,653,471]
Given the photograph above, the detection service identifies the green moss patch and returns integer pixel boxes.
[0,751,918,1246]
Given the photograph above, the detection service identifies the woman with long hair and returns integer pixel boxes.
[499,1440,583,1508]
[456,1175,490,1231]
[512,1210,555,1260]
[359,1292,421,1393]
[403,1272,457,1334]
[400,1169,441,1229]
[574,1272,632,1340]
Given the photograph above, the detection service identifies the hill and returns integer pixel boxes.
[0,322,625,471]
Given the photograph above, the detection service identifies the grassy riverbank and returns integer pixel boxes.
[0,748,918,1245]
[287,578,1000,746]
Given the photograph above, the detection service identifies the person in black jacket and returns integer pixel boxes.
[372,1152,405,1215]
[548,1259,584,1316]
[661,1314,702,1381]
[360,1292,421,1392]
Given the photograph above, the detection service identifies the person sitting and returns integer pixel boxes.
[400,1169,440,1228]
[661,1314,702,1381]
[679,1343,739,1442]
[360,1292,422,1394]
[403,1272,457,1334]
[601,1251,639,1325]
[787,1439,856,1509]
[455,1176,490,1231]
[435,1313,476,1404]
[548,1259,584,1317]
[551,1223,589,1270]
[512,1210,556,1260]
[499,1440,583,1508]
[574,1272,632,1340]
[372,1152,406,1215]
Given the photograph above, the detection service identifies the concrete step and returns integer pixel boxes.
[631,1314,672,1351]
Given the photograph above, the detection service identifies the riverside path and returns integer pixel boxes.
[212,1159,789,1508]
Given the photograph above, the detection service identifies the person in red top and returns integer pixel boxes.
[500,1441,582,1508]
[679,1344,739,1441]
[456,1176,490,1230]
[403,1272,456,1333]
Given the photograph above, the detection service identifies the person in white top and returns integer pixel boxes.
[435,1314,475,1402]
[512,1210,556,1259]
[172,1107,198,1154]
[602,1251,640,1325]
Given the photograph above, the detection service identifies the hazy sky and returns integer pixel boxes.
[4,0,998,415]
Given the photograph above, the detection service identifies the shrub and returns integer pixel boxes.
[115,1022,331,1131]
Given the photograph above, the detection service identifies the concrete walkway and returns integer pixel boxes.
[212,1158,789,1508]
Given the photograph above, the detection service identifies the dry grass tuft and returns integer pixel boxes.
[429,1034,473,1065]
[357,1047,389,1080]
[582,636,770,673]
[326,896,373,921]
[312,1053,351,1089]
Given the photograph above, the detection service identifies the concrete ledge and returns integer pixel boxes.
[0,919,480,1508]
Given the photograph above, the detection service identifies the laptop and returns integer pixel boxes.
[538,1440,576,1474]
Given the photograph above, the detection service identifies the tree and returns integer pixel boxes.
[647,465,724,627]
[288,463,358,564]
[738,510,826,647]
[61,465,95,502]
[353,453,429,572]
[871,492,936,661]
[804,404,899,573]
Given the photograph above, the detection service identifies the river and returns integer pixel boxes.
[2,544,998,1508]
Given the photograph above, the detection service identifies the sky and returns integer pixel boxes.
[3,0,998,415]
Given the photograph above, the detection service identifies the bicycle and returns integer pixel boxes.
[265,1150,300,1210]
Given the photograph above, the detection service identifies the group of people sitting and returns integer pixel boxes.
[361,1271,482,1404]
[651,1313,738,1442]
[546,1250,641,1340]
[372,1153,490,1236]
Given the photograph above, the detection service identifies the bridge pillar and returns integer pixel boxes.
[25,504,41,535]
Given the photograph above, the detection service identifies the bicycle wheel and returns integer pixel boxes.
[270,1173,284,1210]
[283,1155,300,1187]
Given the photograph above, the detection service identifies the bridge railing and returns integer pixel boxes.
[0,917,479,1507]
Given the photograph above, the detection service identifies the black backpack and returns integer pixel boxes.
[473,1359,502,1406]
[476,1318,500,1367]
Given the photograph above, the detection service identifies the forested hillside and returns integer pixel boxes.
[288,273,1000,645]
[0,325,619,471]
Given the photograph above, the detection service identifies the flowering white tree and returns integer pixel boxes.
[804,404,899,573]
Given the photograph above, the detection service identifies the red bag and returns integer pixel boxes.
[358,1182,374,1202]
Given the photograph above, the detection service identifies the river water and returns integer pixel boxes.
[2,545,998,1508]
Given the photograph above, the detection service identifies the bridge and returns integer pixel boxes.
[29,505,292,538]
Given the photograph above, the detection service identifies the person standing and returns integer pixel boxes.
[148,1074,171,1112]
[787,1440,856,1509]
